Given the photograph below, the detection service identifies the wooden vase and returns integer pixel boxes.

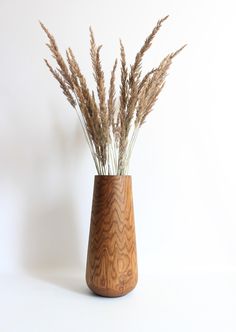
[86,175,138,297]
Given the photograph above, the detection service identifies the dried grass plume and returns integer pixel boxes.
[40,17,186,175]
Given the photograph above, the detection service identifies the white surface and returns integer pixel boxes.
[1,269,236,332]
[1,0,236,330]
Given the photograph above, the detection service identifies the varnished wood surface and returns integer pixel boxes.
[86,176,138,297]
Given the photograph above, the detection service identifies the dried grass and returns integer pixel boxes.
[40,17,186,175]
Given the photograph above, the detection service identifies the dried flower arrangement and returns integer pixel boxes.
[40,16,186,175]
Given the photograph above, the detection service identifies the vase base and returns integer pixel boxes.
[86,279,138,298]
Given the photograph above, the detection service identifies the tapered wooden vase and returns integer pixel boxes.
[86,175,138,297]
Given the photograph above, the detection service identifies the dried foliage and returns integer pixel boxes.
[40,17,186,175]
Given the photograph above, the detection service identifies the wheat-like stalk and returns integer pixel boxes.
[40,17,186,175]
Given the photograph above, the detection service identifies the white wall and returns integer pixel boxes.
[1,0,236,276]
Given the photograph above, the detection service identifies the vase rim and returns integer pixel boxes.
[94,175,131,178]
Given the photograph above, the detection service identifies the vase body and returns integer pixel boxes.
[86,175,138,297]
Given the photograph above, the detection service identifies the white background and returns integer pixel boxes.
[1,0,236,331]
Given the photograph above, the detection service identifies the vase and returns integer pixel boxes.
[86,175,138,297]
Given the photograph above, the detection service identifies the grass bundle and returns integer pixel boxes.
[40,17,186,175]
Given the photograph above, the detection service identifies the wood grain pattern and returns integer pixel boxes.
[86,175,138,297]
